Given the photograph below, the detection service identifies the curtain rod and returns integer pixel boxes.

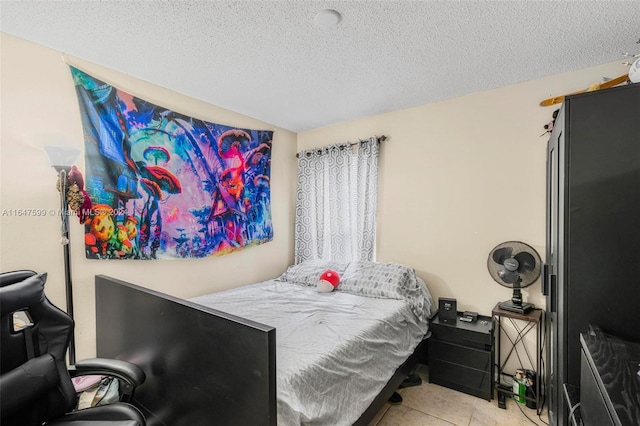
[350,134,387,145]
[296,135,387,158]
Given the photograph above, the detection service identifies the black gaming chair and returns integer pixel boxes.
[0,270,146,426]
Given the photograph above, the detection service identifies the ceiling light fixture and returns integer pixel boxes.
[314,9,341,29]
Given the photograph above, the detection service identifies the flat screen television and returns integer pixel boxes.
[95,275,276,426]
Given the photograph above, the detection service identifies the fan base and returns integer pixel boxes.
[499,300,535,314]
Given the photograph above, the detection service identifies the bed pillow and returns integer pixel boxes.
[339,261,434,321]
[278,260,349,287]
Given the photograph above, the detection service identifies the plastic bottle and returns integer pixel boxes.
[513,369,526,403]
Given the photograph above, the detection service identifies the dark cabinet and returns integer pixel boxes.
[545,83,640,425]
[428,313,493,400]
[579,328,640,426]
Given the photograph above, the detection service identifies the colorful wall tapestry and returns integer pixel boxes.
[70,67,274,260]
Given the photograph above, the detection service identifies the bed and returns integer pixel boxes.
[95,260,434,426]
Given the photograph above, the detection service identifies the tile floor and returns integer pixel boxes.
[369,365,549,426]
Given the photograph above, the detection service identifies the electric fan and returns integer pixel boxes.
[487,241,542,314]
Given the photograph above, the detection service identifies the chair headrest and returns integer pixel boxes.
[0,273,47,316]
[0,270,37,287]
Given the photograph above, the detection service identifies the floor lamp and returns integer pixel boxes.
[44,145,81,365]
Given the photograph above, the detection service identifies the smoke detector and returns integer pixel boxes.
[314,9,341,29]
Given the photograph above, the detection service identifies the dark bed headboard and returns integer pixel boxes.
[95,275,276,426]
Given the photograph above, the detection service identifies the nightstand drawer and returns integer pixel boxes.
[429,358,492,400]
[429,339,492,372]
[430,322,491,349]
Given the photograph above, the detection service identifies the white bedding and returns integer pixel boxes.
[191,277,430,426]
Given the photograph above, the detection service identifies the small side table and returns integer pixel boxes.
[428,311,494,400]
[492,303,544,414]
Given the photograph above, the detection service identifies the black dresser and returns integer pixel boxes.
[428,312,494,400]
[579,327,640,426]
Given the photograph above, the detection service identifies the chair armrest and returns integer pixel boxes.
[70,358,145,397]
[72,358,145,385]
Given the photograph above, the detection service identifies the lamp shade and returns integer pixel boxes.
[44,145,81,169]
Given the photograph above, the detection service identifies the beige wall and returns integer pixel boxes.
[0,33,297,359]
[297,60,629,319]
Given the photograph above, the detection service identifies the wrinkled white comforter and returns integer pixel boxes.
[191,280,428,426]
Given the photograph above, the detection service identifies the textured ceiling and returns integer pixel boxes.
[1,1,639,132]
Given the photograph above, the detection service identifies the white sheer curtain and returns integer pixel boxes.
[294,136,380,263]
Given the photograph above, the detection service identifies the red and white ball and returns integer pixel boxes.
[317,269,340,293]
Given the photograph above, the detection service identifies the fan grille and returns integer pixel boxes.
[487,241,541,288]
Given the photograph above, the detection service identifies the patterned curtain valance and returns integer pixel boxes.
[296,136,386,159]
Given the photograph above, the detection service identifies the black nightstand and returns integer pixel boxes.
[428,311,494,400]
